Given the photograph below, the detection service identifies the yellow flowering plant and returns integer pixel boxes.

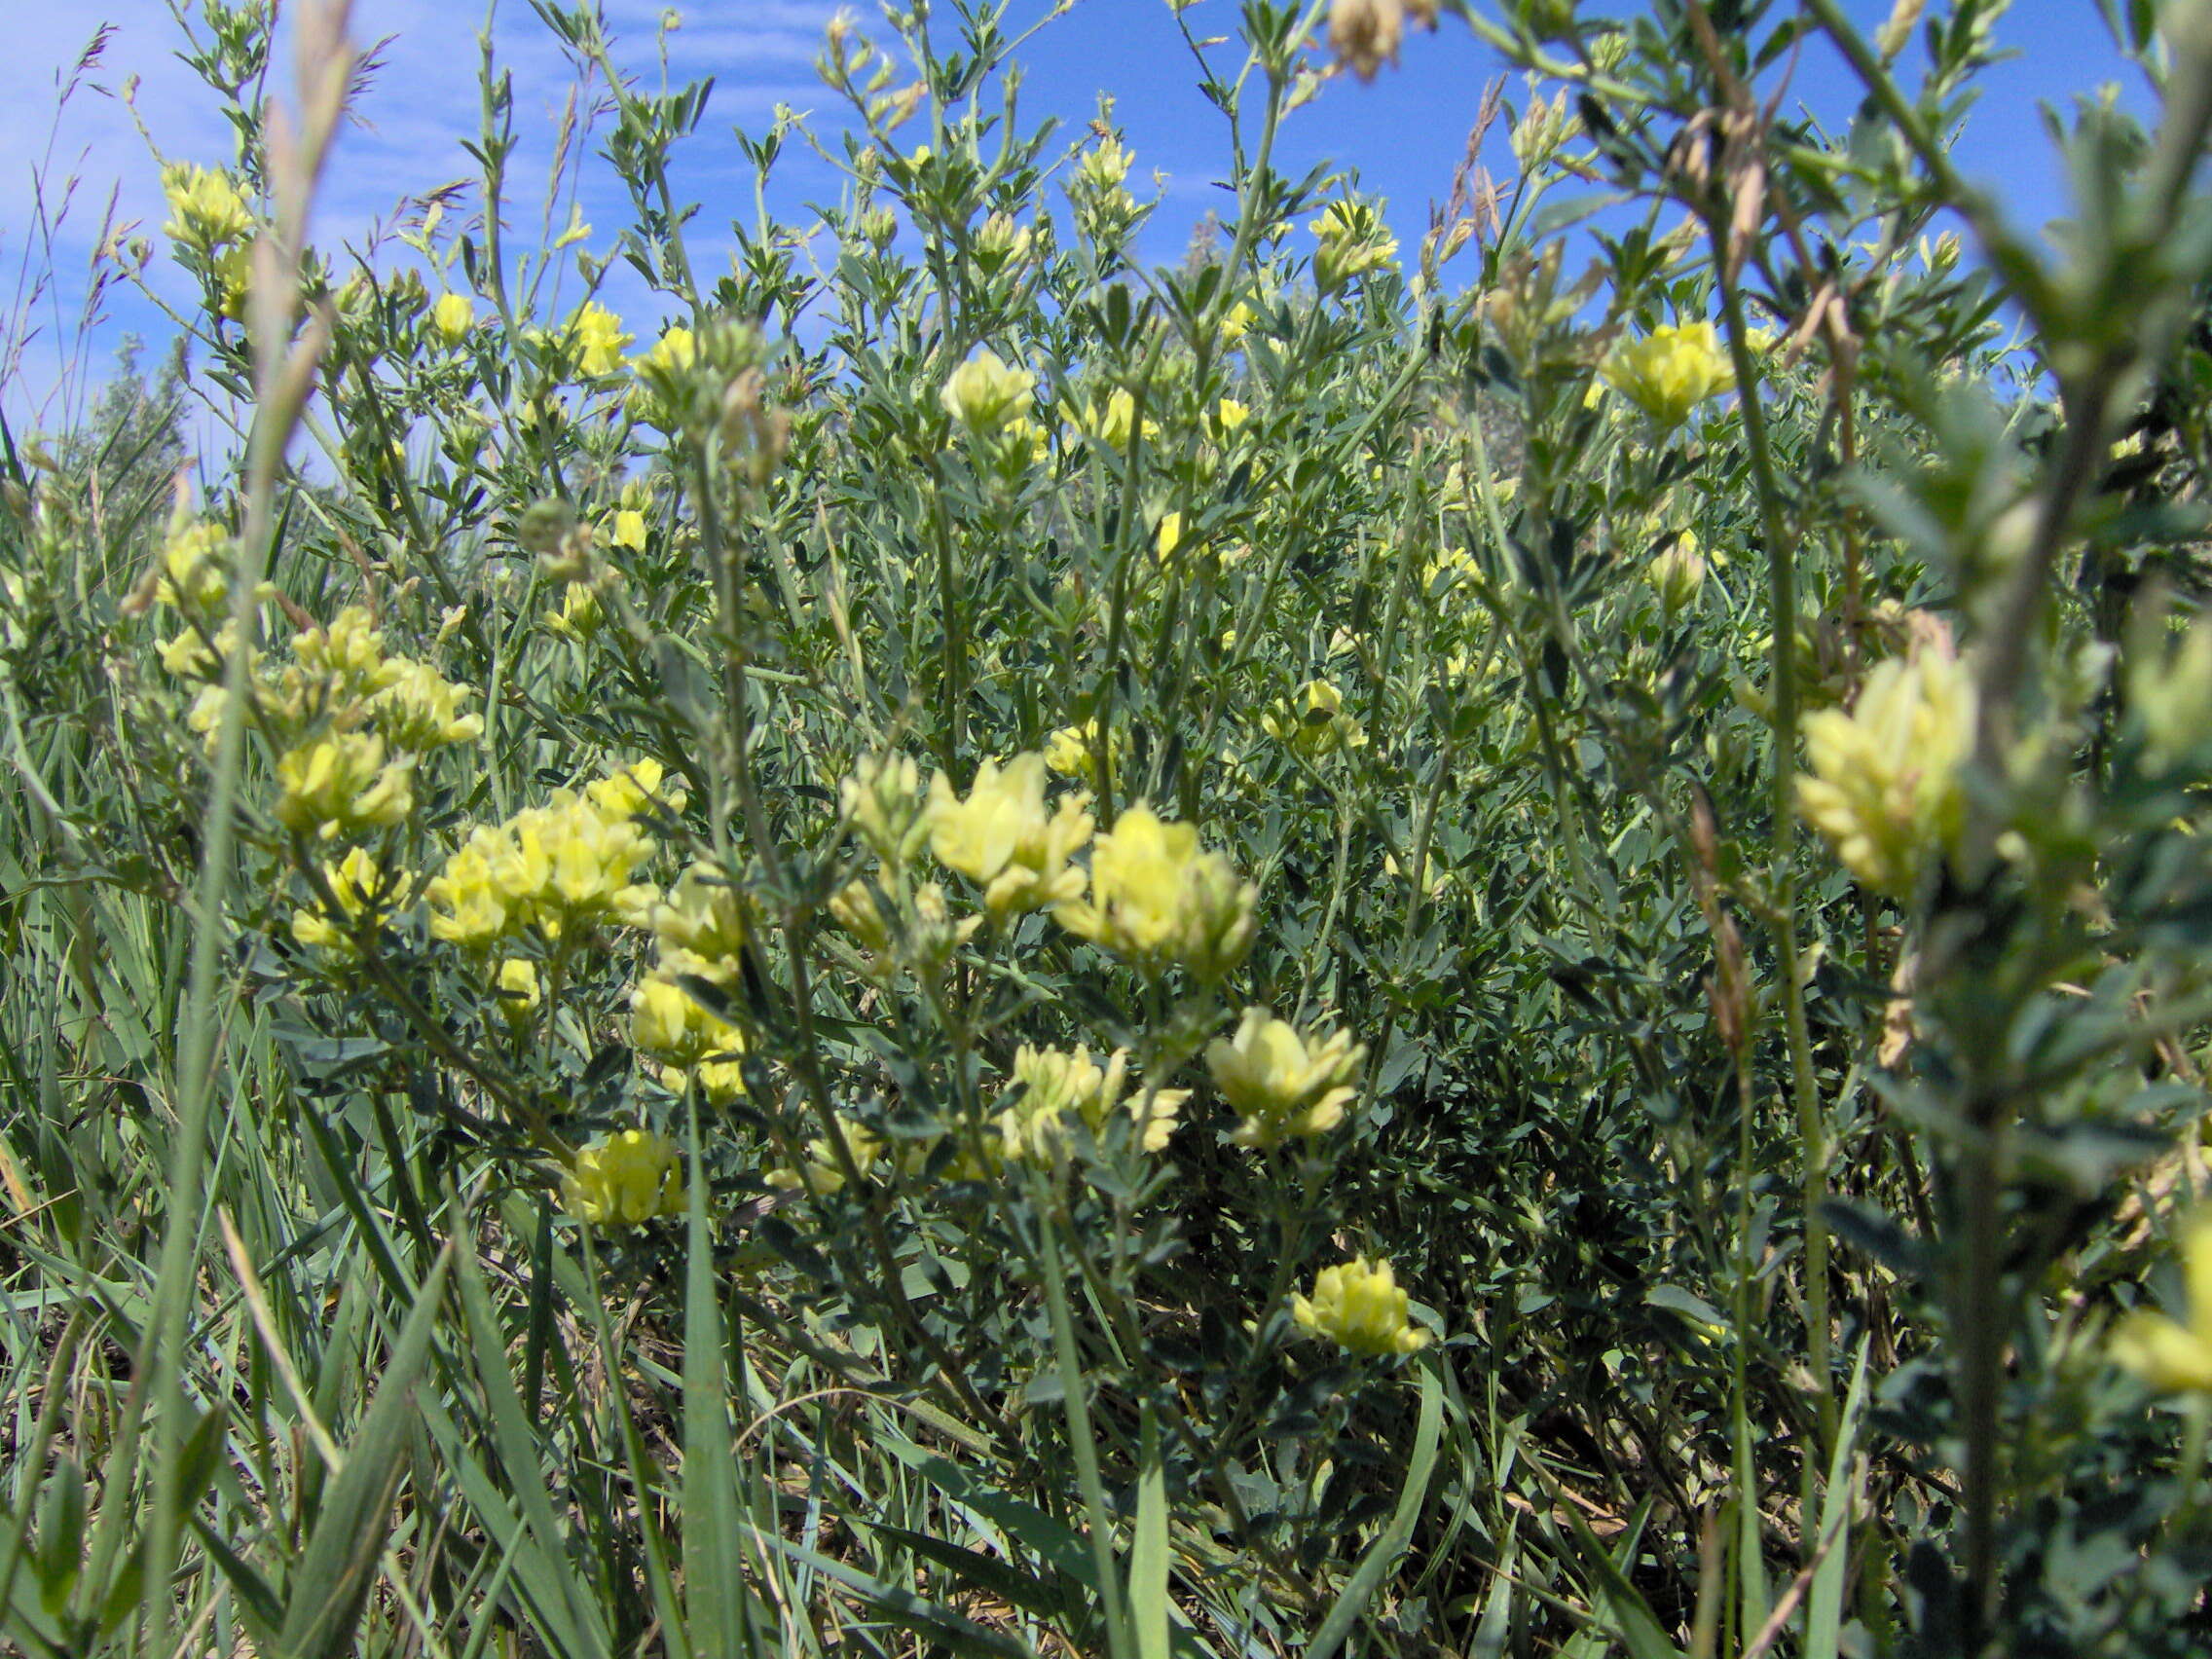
[49,2,2212,1652]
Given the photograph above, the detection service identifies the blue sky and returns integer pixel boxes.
[1,0,2148,438]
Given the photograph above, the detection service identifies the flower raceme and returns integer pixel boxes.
[2113,1209,2212,1394]
[562,1129,684,1228]
[430,292,474,343]
[940,350,1036,432]
[765,1115,891,1197]
[1263,679,1366,758]
[1054,803,1257,981]
[425,761,676,946]
[1601,320,1736,428]
[926,752,1092,916]
[1309,200,1398,294]
[161,162,254,251]
[291,847,414,952]
[1207,1009,1367,1150]
[276,733,415,842]
[1795,642,1976,900]
[568,301,633,378]
[996,1043,1185,1168]
[1293,1256,1432,1356]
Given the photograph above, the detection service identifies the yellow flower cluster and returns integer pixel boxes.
[2112,1209,2212,1393]
[1064,388,1159,451]
[1263,680,1366,757]
[545,582,603,640]
[494,958,541,1025]
[1310,200,1398,294]
[562,1128,684,1228]
[1601,321,1736,428]
[996,1043,1184,1167]
[926,752,1093,916]
[1645,533,1707,613]
[1292,1256,1431,1356]
[276,733,415,842]
[629,325,697,427]
[1795,645,1975,899]
[1044,719,1119,786]
[290,846,415,952]
[765,1115,899,1197]
[635,324,697,379]
[157,519,240,613]
[1207,1008,1367,1150]
[632,862,752,1101]
[425,760,676,945]
[430,292,474,343]
[161,162,254,251]
[941,350,1037,431]
[843,752,927,865]
[374,657,487,750]
[1055,803,1257,981]
[569,301,633,377]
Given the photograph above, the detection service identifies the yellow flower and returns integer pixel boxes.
[634,324,697,378]
[291,847,414,951]
[1309,200,1398,293]
[158,520,237,612]
[1054,802,1257,980]
[276,734,415,842]
[608,509,647,554]
[373,657,484,749]
[1208,1008,1367,1149]
[1064,388,1160,451]
[649,863,748,965]
[430,292,474,343]
[1262,680,1365,757]
[765,1115,887,1197]
[1218,301,1256,346]
[425,827,517,946]
[1795,643,1975,899]
[629,326,698,427]
[494,958,541,1024]
[974,211,1034,270]
[545,582,603,640]
[585,756,684,821]
[996,1043,1183,1166]
[425,777,662,946]
[1646,533,1706,613]
[569,301,633,377]
[1155,511,1194,564]
[2129,614,2212,771]
[1601,320,1736,428]
[830,879,892,953]
[1213,397,1250,433]
[926,753,1093,916]
[562,1129,684,1228]
[161,162,253,250]
[1075,137,1133,194]
[2113,1209,2212,1393]
[631,958,747,1068]
[842,752,925,865]
[290,607,400,710]
[1292,1256,1431,1355]
[1045,719,1117,786]
[940,350,1037,431]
